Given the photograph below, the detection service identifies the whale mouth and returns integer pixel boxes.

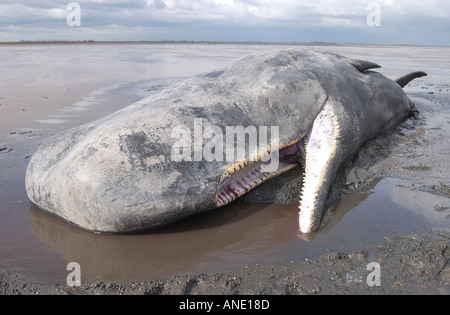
[216,141,305,207]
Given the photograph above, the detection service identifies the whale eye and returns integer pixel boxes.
[410,109,420,120]
[409,101,419,119]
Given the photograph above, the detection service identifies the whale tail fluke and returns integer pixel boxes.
[396,71,427,88]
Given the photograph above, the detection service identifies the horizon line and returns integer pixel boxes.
[0,40,448,48]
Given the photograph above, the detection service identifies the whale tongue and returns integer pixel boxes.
[279,141,305,164]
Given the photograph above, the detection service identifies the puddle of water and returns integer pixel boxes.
[1,173,435,282]
[0,43,449,284]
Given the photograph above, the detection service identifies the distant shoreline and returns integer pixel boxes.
[0,40,447,48]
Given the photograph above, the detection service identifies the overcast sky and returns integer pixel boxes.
[0,0,449,45]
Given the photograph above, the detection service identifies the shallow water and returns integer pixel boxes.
[0,43,449,282]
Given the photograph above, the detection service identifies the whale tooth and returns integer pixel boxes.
[227,187,239,199]
[222,159,251,181]
[223,193,232,203]
[220,191,230,203]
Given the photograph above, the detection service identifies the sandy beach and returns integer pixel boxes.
[0,43,449,295]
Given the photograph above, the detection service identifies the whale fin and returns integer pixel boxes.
[396,71,428,88]
[350,59,381,73]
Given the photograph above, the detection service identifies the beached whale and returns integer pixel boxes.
[25,49,426,233]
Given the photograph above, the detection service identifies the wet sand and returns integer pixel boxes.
[0,43,449,294]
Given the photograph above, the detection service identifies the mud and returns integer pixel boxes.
[1,232,449,295]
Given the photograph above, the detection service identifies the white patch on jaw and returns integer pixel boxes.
[299,102,338,233]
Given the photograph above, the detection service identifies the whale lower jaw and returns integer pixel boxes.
[299,102,340,233]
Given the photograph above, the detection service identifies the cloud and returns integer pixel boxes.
[0,0,448,45]
[0,3,67,27]
[149,0,167,9]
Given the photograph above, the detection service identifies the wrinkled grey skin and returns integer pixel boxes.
[25,49,425,233]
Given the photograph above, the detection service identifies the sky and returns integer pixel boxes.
[0,0,449,45]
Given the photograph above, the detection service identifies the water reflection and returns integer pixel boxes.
[29,187,370,281]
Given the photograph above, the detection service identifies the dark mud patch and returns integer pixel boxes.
[0,147,13,153]
[428,184,450,198]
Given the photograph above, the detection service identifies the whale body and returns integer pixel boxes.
[25,49,426,233]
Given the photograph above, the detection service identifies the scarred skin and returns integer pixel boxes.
[25,49,426,234]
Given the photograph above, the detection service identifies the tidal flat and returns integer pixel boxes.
[0,43,449,294]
